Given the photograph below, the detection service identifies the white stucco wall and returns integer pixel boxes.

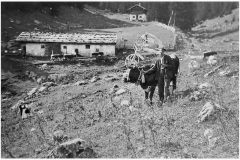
[26,43,46,56]
[60,44,115,57]
[138,14,147,21]
[129,14,137,21]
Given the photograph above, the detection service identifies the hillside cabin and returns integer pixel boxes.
[127,3,147,22]
[15,32,117,57]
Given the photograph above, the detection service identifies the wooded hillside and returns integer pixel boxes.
[1,2,239,30]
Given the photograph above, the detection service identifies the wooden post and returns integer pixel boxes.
[168,10,174,26]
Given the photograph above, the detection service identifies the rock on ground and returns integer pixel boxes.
[188,60,200,71]
[90,76,100,83]
[121,100,130,106]
[27,87,38,96]
[207,55,218,65]
[198,82,213,90]
[38,86,47,92]
[115,88,127,95]
[56,138,97,158]
[74,80,88,86]
[197,101,223,123]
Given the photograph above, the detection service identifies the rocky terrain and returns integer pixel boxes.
[1,6,239,159]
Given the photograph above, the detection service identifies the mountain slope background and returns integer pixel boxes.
[1,2,239,42]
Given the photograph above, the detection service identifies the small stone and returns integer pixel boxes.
[204,128,213,139]
[31,128,36,132]
[27,87,38,96]
[209,137,218,148]
[53,130,64,142]
[35,148,42,154]
[38,110,44,115]
[90,76,100,83]
[37,77,43,84]
[74,80,87,86]
[38,86,47,92]
[207,55,217,65]
[81,94,87,98]
[121,100,130,106]
[34,19,41,24]
[55,114,65,122]
[115,88,127,95]
[199,82,212,90]
[42,82,55,87]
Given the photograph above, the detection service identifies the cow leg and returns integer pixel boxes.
[172,76,177,94]
[158,77,164,104]
[149,86,156,105]
[144,91,149,100]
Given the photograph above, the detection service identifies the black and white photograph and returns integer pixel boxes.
[1,0,239,158]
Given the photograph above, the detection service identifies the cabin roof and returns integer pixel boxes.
[127,3,147,12]
[16,32,117,44]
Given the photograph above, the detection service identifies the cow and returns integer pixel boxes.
[123,54,180,105]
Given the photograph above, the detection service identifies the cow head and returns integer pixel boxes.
[123,66,141,83]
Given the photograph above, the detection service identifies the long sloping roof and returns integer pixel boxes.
[16,32,117,44]
[127,3,147,11]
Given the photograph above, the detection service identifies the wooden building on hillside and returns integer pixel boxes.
[127,3,147,22]
[15,32,117,57]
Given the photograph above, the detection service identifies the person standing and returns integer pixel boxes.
[143,47,173,105]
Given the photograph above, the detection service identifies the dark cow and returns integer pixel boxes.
[123,54,180,105]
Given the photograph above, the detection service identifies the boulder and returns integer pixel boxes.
[56,138,97,158]
[197,102,224,123]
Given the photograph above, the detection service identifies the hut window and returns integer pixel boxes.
[41,45,45,48]
[63,46,67,49]
[86,45,90,49]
